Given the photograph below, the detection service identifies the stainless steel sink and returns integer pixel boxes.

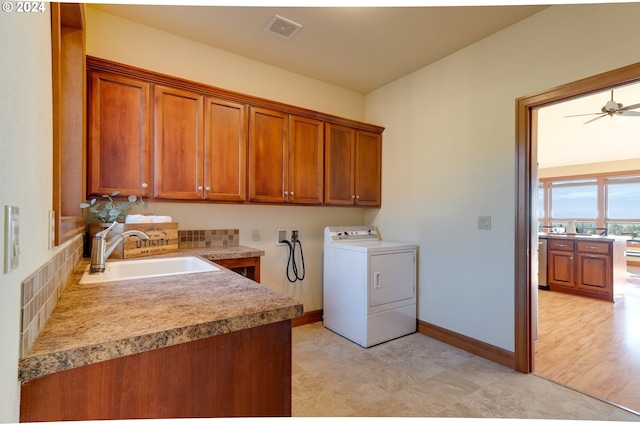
[79,256,219,284]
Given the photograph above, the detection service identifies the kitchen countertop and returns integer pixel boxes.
[538,233,630,242]
[18,246,302,382]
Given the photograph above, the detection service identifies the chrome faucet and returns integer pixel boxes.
[90,221,150,273]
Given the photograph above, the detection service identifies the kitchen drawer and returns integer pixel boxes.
[548,239,574,252]
[577,241,611,254]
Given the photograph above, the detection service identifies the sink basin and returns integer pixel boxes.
[79,256,219,284]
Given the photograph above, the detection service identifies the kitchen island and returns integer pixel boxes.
[19,249,303,421]
[540,233,627,302]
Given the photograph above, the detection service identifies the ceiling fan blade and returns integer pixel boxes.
[620,102,640,111]
[620,110,640,116]
[564,112,602,118]
[583,114,608,124]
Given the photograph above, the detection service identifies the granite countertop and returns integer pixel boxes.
[18,247,302,382]
[539,233,629,242]
[178,245,264,260]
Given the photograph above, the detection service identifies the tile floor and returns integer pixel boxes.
[292,322,640,420]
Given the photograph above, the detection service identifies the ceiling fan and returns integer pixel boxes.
[564,90,640,124]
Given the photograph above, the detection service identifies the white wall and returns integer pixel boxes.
[365,3,640,351]
[86,7,365,121]
[0,8,67,423]
[85,7,368,314]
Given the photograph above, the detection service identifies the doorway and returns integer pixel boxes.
[514,62,640,405]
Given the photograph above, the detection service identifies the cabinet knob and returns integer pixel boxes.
[356,195,360,200]
[205,186,211,192]
[351,195,356,199]
[290,191,294,197]
[284,191,289,196]
[197,186,203,191]
[141,182,148,189]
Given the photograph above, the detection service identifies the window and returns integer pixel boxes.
[539,171,640,236]
[550,179,597,219]
[606,175,640,236]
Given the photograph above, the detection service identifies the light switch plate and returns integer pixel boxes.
[49,210,55,249]
[478,215,492,230]
[4,205,20,273]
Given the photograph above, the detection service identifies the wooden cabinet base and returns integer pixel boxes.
[212,257,261,283]
[20,320,292,421]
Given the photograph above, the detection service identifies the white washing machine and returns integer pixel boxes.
[323,226,417,347]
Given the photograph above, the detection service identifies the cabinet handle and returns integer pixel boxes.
[290,191,294,197]
[557,244,568,247]
[351,195,356,199]
[284,191,289,196]
[197,186,203,191]
[585,254,602,258]
[205,186,211,192]
[141,182,148,189]
[356,195,360,200]
[587,246,598,249]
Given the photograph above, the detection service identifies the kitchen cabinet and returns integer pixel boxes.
[575,241,611,294]
[211,256,261,283]
[153,85,204,200]
[325,123,381,207]
[86,57,384,208]
[248,107,323,204]
[547,239,574,288]
[88,71,151,198]
[203,97,247,202]
[545,236,626,302]
[20,321,292,420]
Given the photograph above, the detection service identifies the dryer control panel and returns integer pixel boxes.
[325,226,380,242]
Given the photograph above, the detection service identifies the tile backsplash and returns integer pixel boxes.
[178,229,239,249]
[20,234,84,358]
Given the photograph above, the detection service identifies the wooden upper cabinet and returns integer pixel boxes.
[153,85,204,200]
[325,124,355,205]
[325,124,381,207]
[288,115,324,204]
[248,108,324,204]
[354,130,381,207]
[86,57,384,208]
[248,107,289,203]
[88,71,151,198]
[204,98,247,202]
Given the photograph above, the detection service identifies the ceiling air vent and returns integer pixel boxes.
[265,15,302,39]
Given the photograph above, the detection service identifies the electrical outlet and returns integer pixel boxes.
[4,205,20,273]
[251,229,260,241]
[277,229,289,246]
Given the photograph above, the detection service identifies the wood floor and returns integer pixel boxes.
[535,265,640,414]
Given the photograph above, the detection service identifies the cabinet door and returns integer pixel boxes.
[88,71,151,198]
[248,107,288,203]
[576,253,611,294]
[548,250,574,287]
[324,123,355,205]
[154,85,204,200]
[289,115,324,204]
[354,130,381,207]
[204,98,247,202]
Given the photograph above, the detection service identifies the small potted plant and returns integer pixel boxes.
[81,191,146,223]
[81,192,147,257]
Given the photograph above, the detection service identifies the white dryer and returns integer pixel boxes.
[323,226,417,347]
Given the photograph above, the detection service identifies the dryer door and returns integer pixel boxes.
[369,250,415,307]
